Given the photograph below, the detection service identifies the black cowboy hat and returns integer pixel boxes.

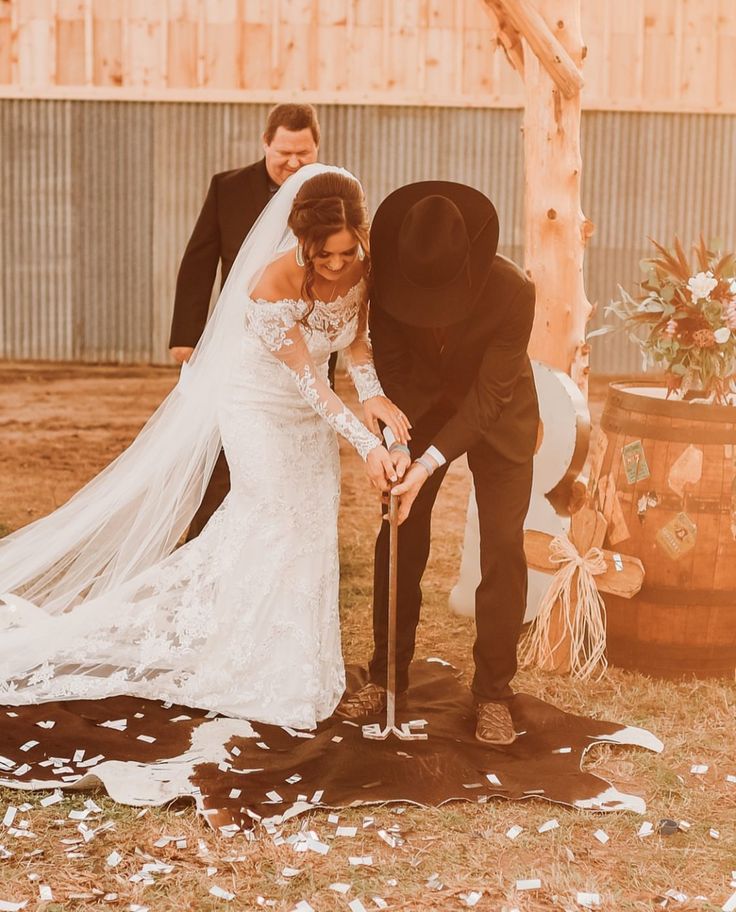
[369,180,499,328]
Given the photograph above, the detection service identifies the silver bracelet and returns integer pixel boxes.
[389,442,411,456]
[415,455,436,476]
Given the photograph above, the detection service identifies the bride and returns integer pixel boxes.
[0,163,410,731]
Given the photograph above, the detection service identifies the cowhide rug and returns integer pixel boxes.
[0,660,663,833]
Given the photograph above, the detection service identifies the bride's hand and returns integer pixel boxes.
[365,444,398,492]
[362,396,411,445]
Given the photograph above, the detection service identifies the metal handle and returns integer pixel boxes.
[386,487,399,730]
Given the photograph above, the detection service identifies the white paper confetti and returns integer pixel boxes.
[336,826,357,837]
[576,892,601,907]
[2,807,17,828]
[516,878,541,890]
[310,790,324,803]
[38,886,53,902]
[281,867,301,878]
[106,851,122,867]
[39,792,63,808]
[209,886,235,901]
[294,902,315,912]
[460,891,483,907]
[98,719,127,730]
[538,819,559,833]
[637,821,654,838]
[68,809,91,821]
[35,720,55,729]
[506,825,524,840]
[136,735,156,744]
[0,902,28,911]
[485,773,502,786]
[726,774,736,784]
[347,901,367,912]
[329,883,351,894]
[349,856,373,866]
[710,828,720,839]
[593,829,609,844]
[19,741,38,752]
[722,891,736,912]
[690,764,709,775]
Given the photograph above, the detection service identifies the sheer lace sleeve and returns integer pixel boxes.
[246,297,382,461]
[343,299,386,403]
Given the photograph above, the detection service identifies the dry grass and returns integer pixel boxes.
[1,365,735,911]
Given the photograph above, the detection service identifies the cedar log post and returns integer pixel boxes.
[484,0,593,393]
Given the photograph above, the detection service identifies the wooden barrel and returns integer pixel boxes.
[598,381,736,679]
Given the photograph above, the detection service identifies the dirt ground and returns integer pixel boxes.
[3,364,736,912]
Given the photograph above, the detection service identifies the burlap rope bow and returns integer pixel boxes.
[520,535,609,681]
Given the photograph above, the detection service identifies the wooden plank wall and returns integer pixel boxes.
[0,0,732,112]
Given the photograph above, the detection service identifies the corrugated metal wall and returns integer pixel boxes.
[2,100,735,371]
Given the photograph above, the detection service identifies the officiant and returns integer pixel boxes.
[169,103,326,539]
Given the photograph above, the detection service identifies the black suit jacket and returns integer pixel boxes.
[169,159,272,348]
[369,255,539,465]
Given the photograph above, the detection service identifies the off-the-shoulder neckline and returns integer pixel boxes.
[250,277,365,308]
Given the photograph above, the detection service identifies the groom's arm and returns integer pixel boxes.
[430,281,536,464]
[368,303,424,425]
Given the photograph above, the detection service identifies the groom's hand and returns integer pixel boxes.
[390,462,431,524]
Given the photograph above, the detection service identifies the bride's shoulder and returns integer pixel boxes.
[250,248,302,304]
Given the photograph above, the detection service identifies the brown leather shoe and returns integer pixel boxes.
[335,683,407,720]
[335,683,387,719]
[475,701,516,745]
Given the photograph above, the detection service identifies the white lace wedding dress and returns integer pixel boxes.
[0,278,383,731]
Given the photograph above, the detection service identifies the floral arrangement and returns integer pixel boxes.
[605,238,736,403]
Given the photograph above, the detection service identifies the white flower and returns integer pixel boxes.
[687,271,718,303]
[664,319,677,336]
[714,326,731,344]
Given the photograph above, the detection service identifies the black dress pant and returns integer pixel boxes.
[185,449,230,541]
[368,440,533,702]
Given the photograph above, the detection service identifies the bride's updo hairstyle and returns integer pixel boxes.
[288,172,370,321]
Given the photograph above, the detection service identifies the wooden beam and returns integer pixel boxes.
[483,0,525,77]
[521,0,593,391]
[490,0,583,98]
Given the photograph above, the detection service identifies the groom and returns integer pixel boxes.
[338,181,539,745]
